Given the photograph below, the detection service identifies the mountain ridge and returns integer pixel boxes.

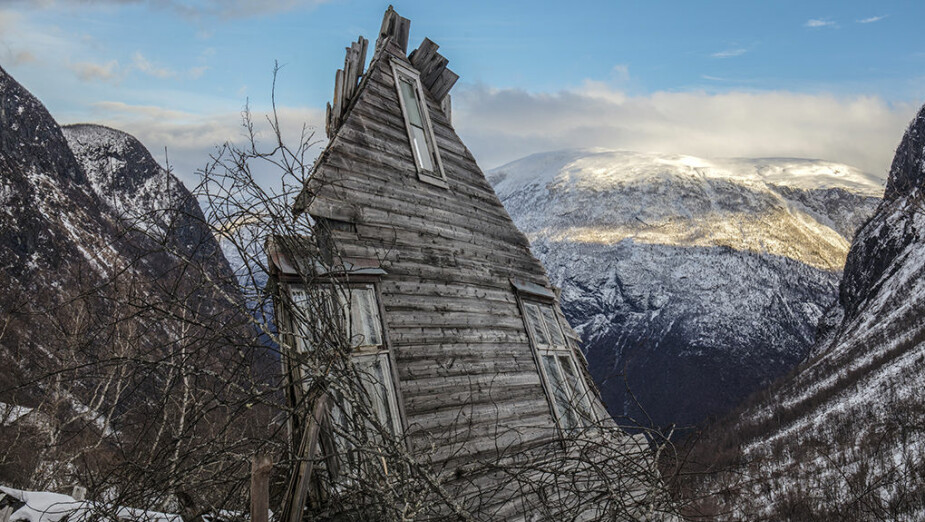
[0,65,254,494]
[688,102,925,522]
[489,148,881,429]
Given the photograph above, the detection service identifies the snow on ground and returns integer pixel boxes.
[1,486,183,522]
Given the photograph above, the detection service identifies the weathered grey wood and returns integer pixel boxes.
[377,7,410,53]
[430,69,459,102]
[250,455,272,522]
[406,397,550,432]
[402,381,547,416]
[420,55,448,87]
[441,93,452,122]
[343,43,360,103]
[330,68,345,131]
[282,392,329,522]
[394,342,531,359]
[395,18,410,53]
[275,9,625,520]
[409,37,439,71]
[399,357,538,382]
[310,171,534,243]
[425,419,557,464]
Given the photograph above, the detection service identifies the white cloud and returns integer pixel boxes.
[132,52,176,79]
[5,48,36,65]
[805,19,837,28]
[711,48,747,59]
[452,83,915,177]
[79,101,326,189]
[70,60,121,82]
[857,15,887,24]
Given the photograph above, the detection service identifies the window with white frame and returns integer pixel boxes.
[392,62,446,185]
[521,301,596,430]
[287,283,403,478]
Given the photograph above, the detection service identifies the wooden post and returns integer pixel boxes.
[281,391,329,522]
[250,455,273,522]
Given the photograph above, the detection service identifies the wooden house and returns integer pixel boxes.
[268,7,667,521]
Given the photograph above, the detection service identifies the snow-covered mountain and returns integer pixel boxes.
[63,123,232,276]
[0,65,249,490]
[488,149,881,429]
[691,104,925,520]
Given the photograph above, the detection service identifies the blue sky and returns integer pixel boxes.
[2,0,923,187]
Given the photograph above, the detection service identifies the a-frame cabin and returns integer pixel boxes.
[269,7,669,521]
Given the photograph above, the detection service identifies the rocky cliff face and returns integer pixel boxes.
[691,105,925,520]
[488,149,881,429]
[63,123,233,285]
[0,65,252,491]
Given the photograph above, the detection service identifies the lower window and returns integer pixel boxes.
[521,299,597,430]
[286,283,403,484]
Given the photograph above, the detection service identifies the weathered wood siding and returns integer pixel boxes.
[295,36,615,517]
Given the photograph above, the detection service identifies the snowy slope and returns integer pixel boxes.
[488,149,881,428]
[63,124,232,276]
[0,65,248,489]
[693,105,925,520]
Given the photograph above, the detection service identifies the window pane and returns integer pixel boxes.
[399,79,424,127]
[542,355,577,429]
[329,395,357,471]
[525,303,549,346]
[328,287,350,348]
[348,286,382,347]
[541,305,567,348]
[355,354,399,437]
[289,288,312,353]
[410,126,434,171]
[559,355,593,424]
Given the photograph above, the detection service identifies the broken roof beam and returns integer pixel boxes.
[410,38,459,102]
[377,6,411,54]
[343,37,368,103]
[326,36,368,138]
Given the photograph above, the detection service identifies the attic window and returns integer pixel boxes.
[392,61,447,188]
[520,300,596,431]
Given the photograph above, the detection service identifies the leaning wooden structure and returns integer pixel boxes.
[269,7,672,521]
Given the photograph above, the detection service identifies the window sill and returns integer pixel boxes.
[417,171,449,189]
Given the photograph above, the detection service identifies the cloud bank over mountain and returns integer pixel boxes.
[454,83,914,177]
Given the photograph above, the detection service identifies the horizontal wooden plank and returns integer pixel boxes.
[381,259,549,293]
[399,370,542,396]
[382,281,519,303]
[401,379,544,413]
[384,296,521,317]
[316,151,519,234]
[397,357,537,381]
[393,342,533,360]
[405,396,551,432]
[420,416,558,464]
